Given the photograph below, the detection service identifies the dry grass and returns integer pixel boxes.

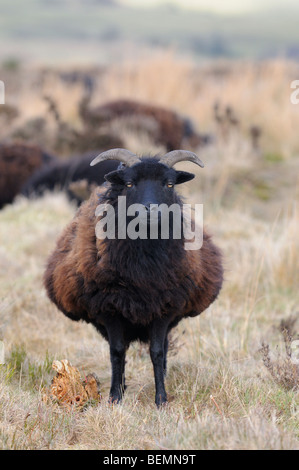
[0,186,298,450]
[0,53,299,449]
[260,315,299,392]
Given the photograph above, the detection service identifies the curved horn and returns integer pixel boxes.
[90,148,141,167]
[159,150,204,168]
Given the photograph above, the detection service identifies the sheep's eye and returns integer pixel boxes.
[126,182,133,188]
[167,182,174,188]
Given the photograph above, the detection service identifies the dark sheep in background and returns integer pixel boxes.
[0,142,56,209]
[44,148,223,407]
[80,98,211,151]
[21,150,120,205]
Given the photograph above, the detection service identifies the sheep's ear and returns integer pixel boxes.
[175,171,195,185]
[104,170,125,185]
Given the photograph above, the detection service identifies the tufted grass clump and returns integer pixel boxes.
[260,316,299,392]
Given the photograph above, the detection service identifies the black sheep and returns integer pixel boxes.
[44,148,223,406]
[21,151,119,205]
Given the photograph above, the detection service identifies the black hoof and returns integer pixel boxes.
[108,394,122,405]
[155,393,168,408]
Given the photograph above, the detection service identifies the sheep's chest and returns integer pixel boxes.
[91,272,190,325]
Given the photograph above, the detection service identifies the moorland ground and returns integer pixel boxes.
[0,54,298,449]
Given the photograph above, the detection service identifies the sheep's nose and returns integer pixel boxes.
[144,203,158,212]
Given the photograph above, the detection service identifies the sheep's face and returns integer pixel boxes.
[104,158,194,210]
[95,157,201,244]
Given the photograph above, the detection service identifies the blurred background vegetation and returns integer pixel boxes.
[0,0,298,451]
[1,0,299,64]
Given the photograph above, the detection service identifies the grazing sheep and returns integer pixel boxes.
[44,148,223,406]
[21,150,120,205]
[80,99,211,151]
[0,142,56,209]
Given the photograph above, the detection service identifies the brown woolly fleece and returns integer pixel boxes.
[81,99,200,152]
[0,142,55,208]
[44,186,223,335]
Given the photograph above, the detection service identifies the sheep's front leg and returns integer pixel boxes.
[104,317,127,404]
[149,317,170,407]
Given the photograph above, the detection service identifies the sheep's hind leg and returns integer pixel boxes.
[163,335,169,377]
[121,355,127,391]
